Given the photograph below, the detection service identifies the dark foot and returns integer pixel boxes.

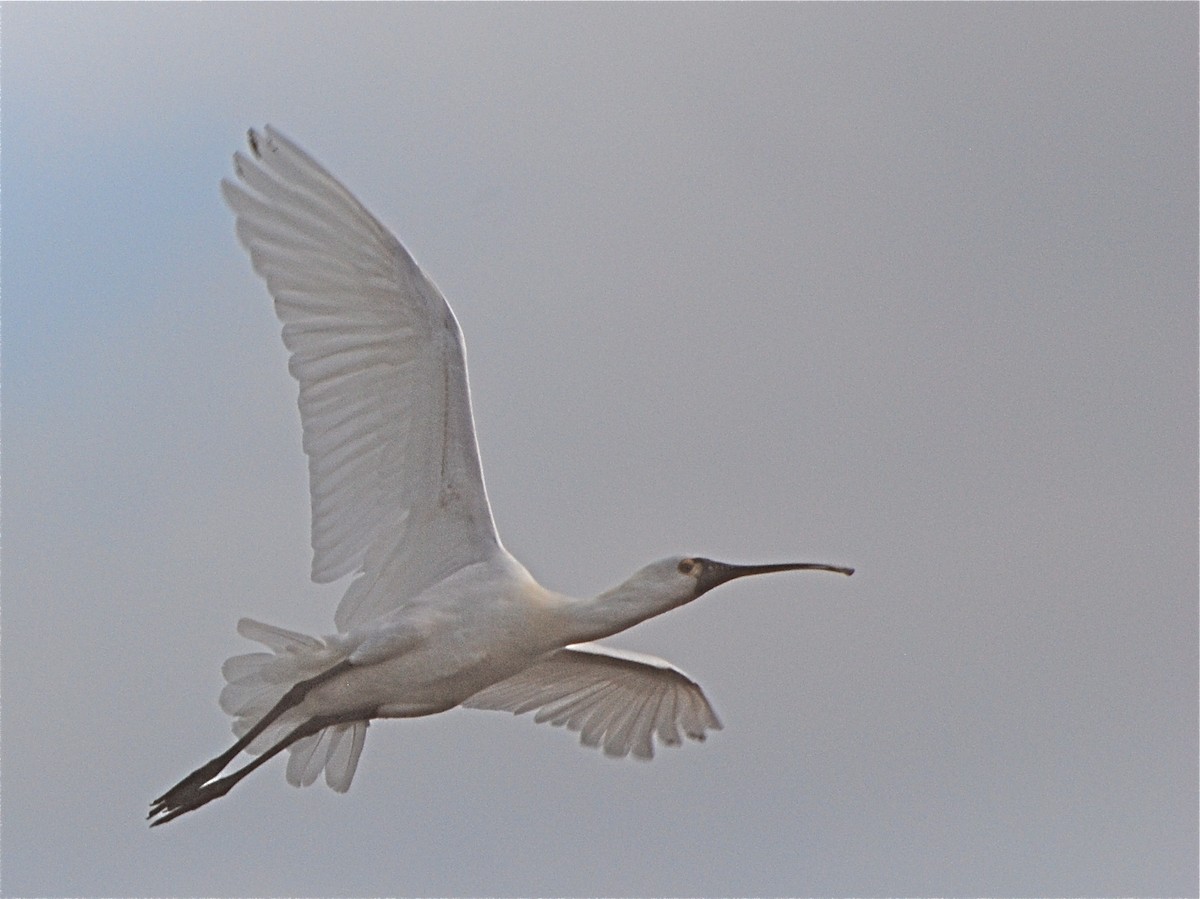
[149,772,236,827]
[148,754,233,819]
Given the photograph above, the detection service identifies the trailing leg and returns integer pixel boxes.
[148,659,354,818]
[149,708,368,827]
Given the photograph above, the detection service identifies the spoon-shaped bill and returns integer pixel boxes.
[696,559,854,596]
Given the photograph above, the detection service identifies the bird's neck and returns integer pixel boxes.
[552,579,690,646]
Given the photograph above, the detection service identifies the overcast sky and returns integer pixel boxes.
[3,4,1196,897]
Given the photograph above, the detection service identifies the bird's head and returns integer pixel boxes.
[669,555,853,600]
[570,555,853,644]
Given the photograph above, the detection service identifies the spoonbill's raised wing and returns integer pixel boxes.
[149,128,852,827]
[222,127,499,629]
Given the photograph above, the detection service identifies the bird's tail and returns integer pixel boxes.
[219,618,368,792]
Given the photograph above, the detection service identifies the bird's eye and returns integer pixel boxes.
[678,558,699,576]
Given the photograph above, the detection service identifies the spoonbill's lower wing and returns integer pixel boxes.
[222,127,501,630]
[462,643,722,759]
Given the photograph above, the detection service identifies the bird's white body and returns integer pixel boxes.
[309,556,552,715]
[223,549,715,785]
[149,127,851,825]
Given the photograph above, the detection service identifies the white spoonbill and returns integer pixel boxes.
[149,127,853,826]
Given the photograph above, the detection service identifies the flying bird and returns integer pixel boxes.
[149,127,852,826]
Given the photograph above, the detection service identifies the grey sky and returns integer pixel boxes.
[3,3,1196,896]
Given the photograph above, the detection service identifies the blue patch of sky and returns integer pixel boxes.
[3,102,235,404]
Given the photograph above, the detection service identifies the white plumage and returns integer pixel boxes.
[463,644,722,760]
[149,127,851,826]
